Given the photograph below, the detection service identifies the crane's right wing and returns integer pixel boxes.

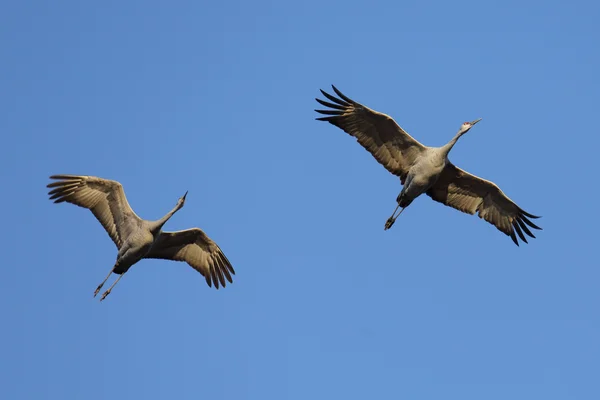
[315,85,427,183]
[144,228,235,289]
[425,163,542,246]
[47,175,142,248]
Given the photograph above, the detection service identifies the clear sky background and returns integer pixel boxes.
[1,1,599,399]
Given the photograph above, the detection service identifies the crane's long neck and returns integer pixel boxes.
[150,203,182,233]
[440,130,464,158]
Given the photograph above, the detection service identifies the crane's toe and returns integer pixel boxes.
[384,217,396,230]
[100,290,111,302]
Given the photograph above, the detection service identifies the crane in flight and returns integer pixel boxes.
[47,175,235,301]
[315,85,542,246]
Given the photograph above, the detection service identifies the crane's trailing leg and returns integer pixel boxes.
[93,268,115,297]
[100,272,126,302]
[384,205,405,230]
[385,186,410,230]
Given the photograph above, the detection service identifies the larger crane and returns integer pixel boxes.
[47,175,235,301]
[315,85,542,246]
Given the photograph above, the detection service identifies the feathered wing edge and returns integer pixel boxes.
[145,228,236,289]
[46,174,140,248]
[426,165,542,246]
[314,85,426,183]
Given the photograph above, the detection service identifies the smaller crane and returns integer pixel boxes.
[47,175,235,301]
[315,85,542,245]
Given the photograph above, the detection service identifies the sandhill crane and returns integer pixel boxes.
[315,85,542,246]
[47,175,235,301]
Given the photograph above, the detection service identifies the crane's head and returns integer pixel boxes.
[177,191,188,208]
[459,118,482,135]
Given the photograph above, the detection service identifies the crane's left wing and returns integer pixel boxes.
[315,85,426,184]
[47,175,142,248]
[144,228,235,289]
[425,163,542,246]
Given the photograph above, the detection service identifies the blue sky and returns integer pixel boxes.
[1,0,599,398]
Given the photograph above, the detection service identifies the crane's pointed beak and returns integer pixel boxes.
[471,118,482,125]
[182,191,188,200]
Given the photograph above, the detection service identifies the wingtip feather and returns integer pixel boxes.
[331,85,355,104]
[509,229,519,246]
[519,208,541,219]
[513,222,528,244]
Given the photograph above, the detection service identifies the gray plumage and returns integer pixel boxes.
[47,175,235,300]
[315,85,541,246]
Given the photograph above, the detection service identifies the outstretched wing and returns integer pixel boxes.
[315,85,426,183]
[144,228,235,289]
[426,163,542,246]
[47,175,142,248]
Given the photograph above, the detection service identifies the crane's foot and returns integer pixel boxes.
[385,205,405,230]
[384,216,396,230]
[100,289,111,302]
[93,284,104,298]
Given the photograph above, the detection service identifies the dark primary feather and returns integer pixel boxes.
[144,228,235,289]
[315,85,426,184]
[426,163,542,246]
[46,175,141,248]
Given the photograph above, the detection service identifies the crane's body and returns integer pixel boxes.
[113,227,157,275]
[111,199,185,275]
[398,147,449,206]
[315,85,541,245]
[47,175,235,301]
[385,120,481,227]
